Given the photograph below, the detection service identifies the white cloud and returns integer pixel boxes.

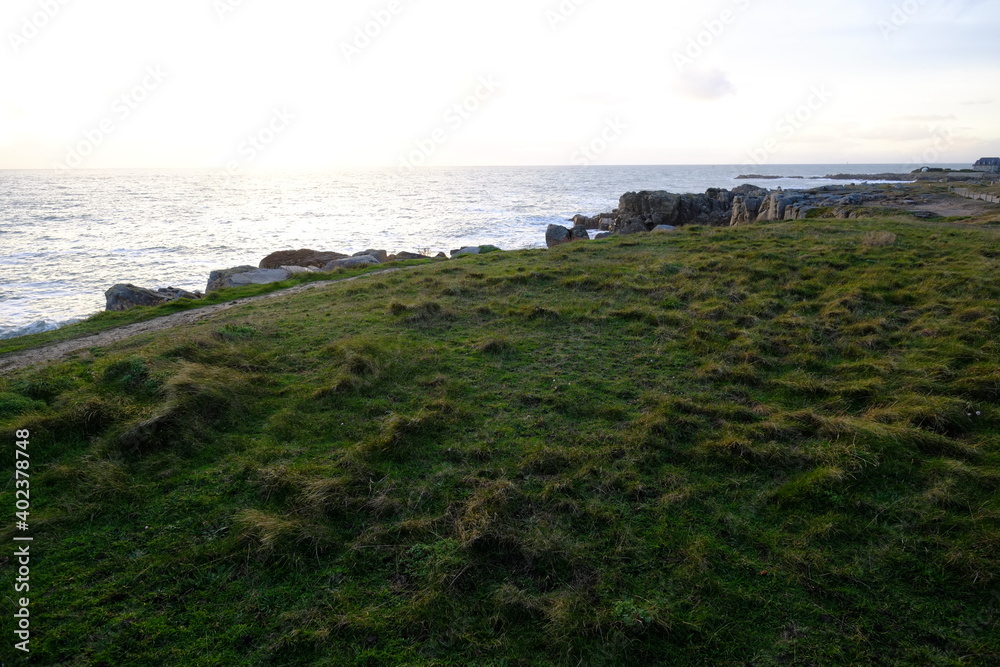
[672,68,737,101]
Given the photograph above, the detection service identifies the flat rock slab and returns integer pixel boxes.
[207,267,290,293]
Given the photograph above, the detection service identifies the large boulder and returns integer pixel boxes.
[546,224,572,248]
[353,249,388,263]
[207,266,290,293]
[618,221,649,236]
[105,284,201,312]
[570,225,591,241]
[451,245,503,257]
[617,189,736,228]
[323,255,381,271]
[259,249,348,269]
[756,193,810,222]
[390,252,431,261]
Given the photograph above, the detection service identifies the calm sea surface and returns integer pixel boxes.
[0,164,963,339]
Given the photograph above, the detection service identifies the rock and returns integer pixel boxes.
[618,221,649,235]
[594,232,612,240]
[207,267,291,293]
[259,249,348,269]
[105,284,201,312]
[479,245,502,254]
[571,214,592,228]
[281,265,318,275]
[546,224,572,248]
[353,249,388,263]
[451,247,481,257]
[652,225,677,233]
[755,193,807,222]
[570,225,591,241]
[730,196,761,225]
[322,255,381,271]
[392,252,431,261]
[435,252,448,259]
[617,189,737,228]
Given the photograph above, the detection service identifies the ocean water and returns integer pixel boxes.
[0,164,965,340]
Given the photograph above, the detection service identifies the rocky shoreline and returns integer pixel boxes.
[105,179,999,312]
[546,179,999,247]
[104,245,501,312]
[736,171,991,182]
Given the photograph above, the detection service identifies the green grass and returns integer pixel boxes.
[0,260,434,357]
[2,218,999,665]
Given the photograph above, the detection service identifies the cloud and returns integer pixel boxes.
[962,98,995,106]
[672,67,736,101]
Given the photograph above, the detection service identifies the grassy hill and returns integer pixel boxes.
[2,217,999,665]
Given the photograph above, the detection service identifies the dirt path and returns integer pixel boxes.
[917,195,997,218]
[0,269,402,375]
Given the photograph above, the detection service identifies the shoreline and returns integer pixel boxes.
[3,169,998,342]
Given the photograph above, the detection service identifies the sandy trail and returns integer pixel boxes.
[0,269,401,375]
[917,196,998,218]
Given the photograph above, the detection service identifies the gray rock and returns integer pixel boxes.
[353,249,388,263]
[281,265,318,275]
[451,247,481,257]
[259,249,347,269]
[730,192,768,226]
[546,224,572,248]
[211,267,292,292]
[571,214,592,228]
[105,284,201,312]
[322,255,381,271]
[617,189,737,228]
[594,232,612,240]
[392,252,431,261]
[618,221,649,236]
[207,267,291,293]
[570,225,591,241]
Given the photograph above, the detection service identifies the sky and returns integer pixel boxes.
[0,0,998,169]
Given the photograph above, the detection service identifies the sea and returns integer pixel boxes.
[0,164,968,340]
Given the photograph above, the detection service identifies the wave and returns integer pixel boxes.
[0,317,83,341]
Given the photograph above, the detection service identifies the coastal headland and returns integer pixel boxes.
[0,176,998,664]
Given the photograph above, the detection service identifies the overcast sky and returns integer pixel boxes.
[1,0,998,169]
